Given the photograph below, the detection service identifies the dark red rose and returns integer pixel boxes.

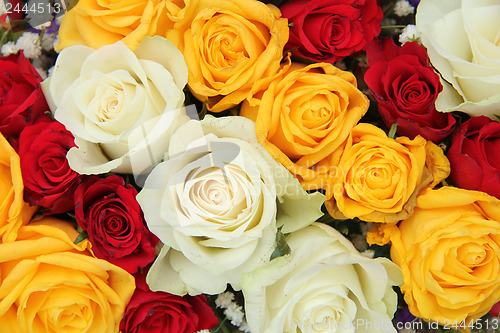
[18,120,84,213]
[74,175,159,273]
[120,269,218,333]
[364,38,456,142]
[490,302,500,317]
[280,0,383,63]
[1,0,23,23]
[447,116,500,199]
[0,52,49,147]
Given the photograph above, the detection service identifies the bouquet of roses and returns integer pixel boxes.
[1,0,500,332]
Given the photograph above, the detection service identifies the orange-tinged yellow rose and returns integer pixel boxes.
[0,133,37,243]
[389,187,500,325]
[56,0,175,51]
[0,217,135,333]
[163,0,289,112]
[325,123,450,223]
[241,62,369,191]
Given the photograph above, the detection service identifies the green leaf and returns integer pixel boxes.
[388,122,398,139]
[74,230,88,244]
[270,226,291,260]
[199,100,209,120]
[494,114,500,122]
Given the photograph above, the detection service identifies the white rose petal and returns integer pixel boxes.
[41,36,189,175]
[15,32,42,59]
[417,0,500,119]
[241,223,403,333]
[139,116,325,295]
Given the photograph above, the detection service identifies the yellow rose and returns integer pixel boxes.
[56,0,173,51]
[0,217,135,333]
[0,133,37,243]
[241,62,369,191]
[326,123,450,223]
[164,0,289,112]
[389,187,500,325]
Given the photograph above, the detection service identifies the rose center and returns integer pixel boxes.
[457,242,487,268]
[329,15,349,45]
[97,87,124,121]
[204,14,252,70]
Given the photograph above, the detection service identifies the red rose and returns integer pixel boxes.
[74,175,158,273]
[280,0,383,62]
[490,302,500,317]
[447,116,500,199]
[364,38,456,142]
[365,38,456,142]
[0,52,49,147]
[1,0,23,23]
[120,269,218,333]
[18,120,84,213]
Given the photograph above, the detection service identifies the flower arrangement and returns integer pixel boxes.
[1,0,500,332]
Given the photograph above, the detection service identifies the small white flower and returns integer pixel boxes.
[32,58,47,79]
[224,302,245,326]
[399,25,421,45]
[239,319,251,333]
[351,234,368,252]
[15,32,42,59]
[0,1,7,16]
[47,66,55,77]
[52,35,60,53]
[215,291,235,309]
[1,41,18,56]
[361,249,375,258]
[34,67,47,79]
[394,0,414,17]
[196,330,211,333]
[41,33,56,51]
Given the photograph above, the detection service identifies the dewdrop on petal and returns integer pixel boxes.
[399,25,421,45]
[394,0,414,16]
[15,32,42,59]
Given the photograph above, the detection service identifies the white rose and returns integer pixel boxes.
[41,36,189,175]
[416,0,500,119]
[241,223,403,333]
[137,116,325,295]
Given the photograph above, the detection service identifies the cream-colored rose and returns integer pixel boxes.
[137,116,325,295]
[42,36,188,175]
[241,223,402,333]
[416,0,500,119]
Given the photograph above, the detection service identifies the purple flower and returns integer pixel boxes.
[409,0,420,7]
